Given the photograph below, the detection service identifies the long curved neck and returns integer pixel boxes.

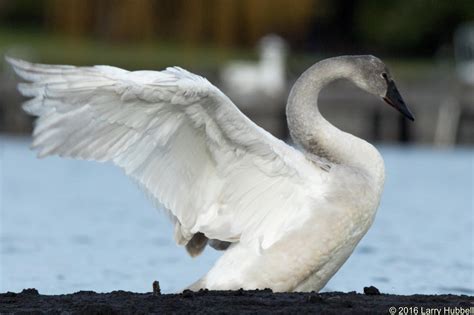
[286,57,384,181]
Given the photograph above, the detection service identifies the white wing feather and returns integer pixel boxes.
[8,57,325,251]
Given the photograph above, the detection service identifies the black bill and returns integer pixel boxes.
[383,80,415,121]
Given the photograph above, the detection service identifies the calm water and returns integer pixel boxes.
[0,136,473,295]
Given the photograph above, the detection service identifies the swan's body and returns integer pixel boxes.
[8,55,413,292]
[220,35,287,104]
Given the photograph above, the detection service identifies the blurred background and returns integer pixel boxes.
[0,0,473,295]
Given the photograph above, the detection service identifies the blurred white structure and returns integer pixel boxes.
[220,34,287,107]
[434,97,462,146]
[435,23,474,146]
[454,22,474,85]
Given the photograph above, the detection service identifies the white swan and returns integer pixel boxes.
[220,34,287,104]
[7,55,414,292]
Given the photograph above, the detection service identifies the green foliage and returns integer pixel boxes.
[0,28,257,73]
[355,0,474,53]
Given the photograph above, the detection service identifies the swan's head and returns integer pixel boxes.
[349,55,415,121]
[259,34,287,61]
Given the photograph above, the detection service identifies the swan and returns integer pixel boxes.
[220,34,287,105]
[7,55,414,292]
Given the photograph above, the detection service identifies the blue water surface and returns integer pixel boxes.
[0,136,472,295]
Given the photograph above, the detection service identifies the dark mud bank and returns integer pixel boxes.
[1,286,472,314]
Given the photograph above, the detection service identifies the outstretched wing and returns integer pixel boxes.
[8,57,325,254]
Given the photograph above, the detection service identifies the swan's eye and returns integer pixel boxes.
[381,73,388,80]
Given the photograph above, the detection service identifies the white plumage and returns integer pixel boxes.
[8,55,409,292]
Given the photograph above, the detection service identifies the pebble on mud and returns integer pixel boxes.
[152,281,161,296]
[363,286,381,295]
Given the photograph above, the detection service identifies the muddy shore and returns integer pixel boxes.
[1,286,472,314]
